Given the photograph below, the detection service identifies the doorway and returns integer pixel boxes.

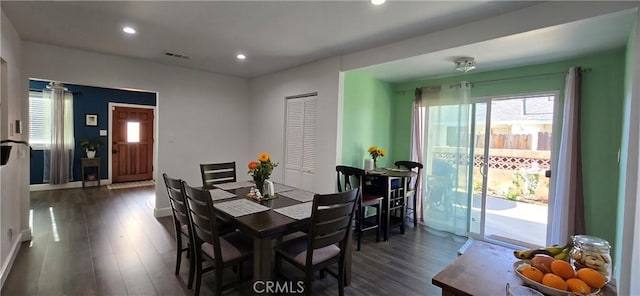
[423,93,556,247]
[110,105,154,183]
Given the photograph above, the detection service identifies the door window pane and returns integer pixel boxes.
[127,122,140,143]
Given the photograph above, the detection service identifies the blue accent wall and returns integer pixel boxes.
[29,80,156,184]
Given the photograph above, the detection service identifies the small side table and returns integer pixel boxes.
[81,157,101,188]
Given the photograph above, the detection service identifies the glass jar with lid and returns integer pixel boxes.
[569,235,612,282]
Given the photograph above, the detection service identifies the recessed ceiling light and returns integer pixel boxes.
[236,54,246,60]
[123,26,136,34]
[371,0,386,5]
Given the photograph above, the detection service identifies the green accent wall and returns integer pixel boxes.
[341,72,394,168]
[390,49,626,248]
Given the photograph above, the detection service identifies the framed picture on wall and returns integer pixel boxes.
[85,114,98,126]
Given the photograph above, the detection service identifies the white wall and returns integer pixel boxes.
[249,57,341,194]
[22,42,251,215]
[0,10,29,287]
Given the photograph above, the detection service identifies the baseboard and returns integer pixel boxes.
[20,228,31,242]
[30,179,112,191]
[154,207,172,218]
[0,232,23,289]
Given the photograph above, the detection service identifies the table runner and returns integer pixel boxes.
[214,181,255,190]
[208,189,237,201]
[274,202,312,220]
[214,199,270,217]
[279,189,315,202]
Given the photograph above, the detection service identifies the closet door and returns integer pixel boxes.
[284,95,317,191]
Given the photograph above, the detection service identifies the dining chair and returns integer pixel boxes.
[162,173,195,289]
[274,189,359,296]
[200,161,237,189]
[182,181,253,296]
[336,165,382,251]
[394,161,423,227]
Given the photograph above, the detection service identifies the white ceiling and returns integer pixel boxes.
[3,1,636,81]
[355,9,637,82]
[1,1,540,78]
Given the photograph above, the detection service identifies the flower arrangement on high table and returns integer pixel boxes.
[247,152,278,194]
[368,146,386,168]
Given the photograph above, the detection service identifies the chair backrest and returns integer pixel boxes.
[162,173,190,232]
[395,160,423,189]
[200,162,237,189]
[305,189,359,266]
[335,165,365,193]
[182,181,223,261]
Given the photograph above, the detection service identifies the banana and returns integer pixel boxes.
[513,244,572,260]
[554,249,570,260]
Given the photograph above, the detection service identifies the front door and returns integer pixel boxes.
[112,106,154,183]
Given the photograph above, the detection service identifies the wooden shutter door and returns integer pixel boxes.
[285,95,317,191]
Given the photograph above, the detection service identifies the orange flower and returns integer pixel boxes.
[248,161,259,170]
[258,153,270,162]
[368,146,378,153]
[379,149,386,157]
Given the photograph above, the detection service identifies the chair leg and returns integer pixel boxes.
[275,253,282,276]
[194,252,202,296]
[187,241,195,289]
[413,195,418,228]
[238,262,244,280]
[401,200,406,235]
[338,256,345,296]
[304,271,313,296]
[357,207,363,251]
[175,234,182,275]
[376,204,381,242]
[215,265,223,296]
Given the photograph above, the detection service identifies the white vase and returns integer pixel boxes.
[86,150,96,158]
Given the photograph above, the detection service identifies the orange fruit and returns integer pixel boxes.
[521,265,544,283]
[576,268,607,289]
[542,273,568,291]
[550,259,576,279]
[566,278,591,294]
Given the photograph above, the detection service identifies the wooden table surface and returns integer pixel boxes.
[432,240,617,296]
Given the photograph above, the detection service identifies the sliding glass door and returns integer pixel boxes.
[423,94,556,247]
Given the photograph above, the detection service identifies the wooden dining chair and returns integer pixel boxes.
[395,161,424,227]
[162,173,195,289]
[181,181,253,296]
[336,165,382,251]
[274,189,359,296]
[200,161,236,189]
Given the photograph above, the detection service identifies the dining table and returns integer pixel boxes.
[364,167,416,240]
[208,181,353,285]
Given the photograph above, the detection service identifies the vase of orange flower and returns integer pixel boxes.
[248,152,278,194]
[368,146,386,168]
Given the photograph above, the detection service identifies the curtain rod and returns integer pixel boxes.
[395,67,592,95]
[470,67,592,85]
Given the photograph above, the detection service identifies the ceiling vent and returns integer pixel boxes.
[165,52,190,59]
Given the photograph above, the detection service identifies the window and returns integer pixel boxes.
[127,121,140,143]
[29,91,52,149]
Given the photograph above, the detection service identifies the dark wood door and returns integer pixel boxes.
[112,106,154,183]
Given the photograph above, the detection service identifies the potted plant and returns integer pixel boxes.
[79,138,104,158]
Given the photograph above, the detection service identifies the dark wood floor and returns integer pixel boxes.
[2,186,464,296]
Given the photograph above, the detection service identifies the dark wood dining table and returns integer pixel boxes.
[365,168,416,240]
[211,183,353,284]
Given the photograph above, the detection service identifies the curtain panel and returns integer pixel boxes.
[43,84,74,184]
[548,67,585,246]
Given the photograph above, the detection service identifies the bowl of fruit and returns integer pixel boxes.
[513,246,607,296]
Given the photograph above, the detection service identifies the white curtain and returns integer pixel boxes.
[411,88,425,222]
[43,83,74,184]
[421,82,472,236]
[547,67,585,246]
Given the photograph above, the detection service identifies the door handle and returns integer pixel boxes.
[112,149,118,154]
[545,170,551,178]
[480,163,488,176]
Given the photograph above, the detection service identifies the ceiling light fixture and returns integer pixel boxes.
[236,54,246,60]
[123,26,136,34]
[371,0,386,5]
[454,57,476,73]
